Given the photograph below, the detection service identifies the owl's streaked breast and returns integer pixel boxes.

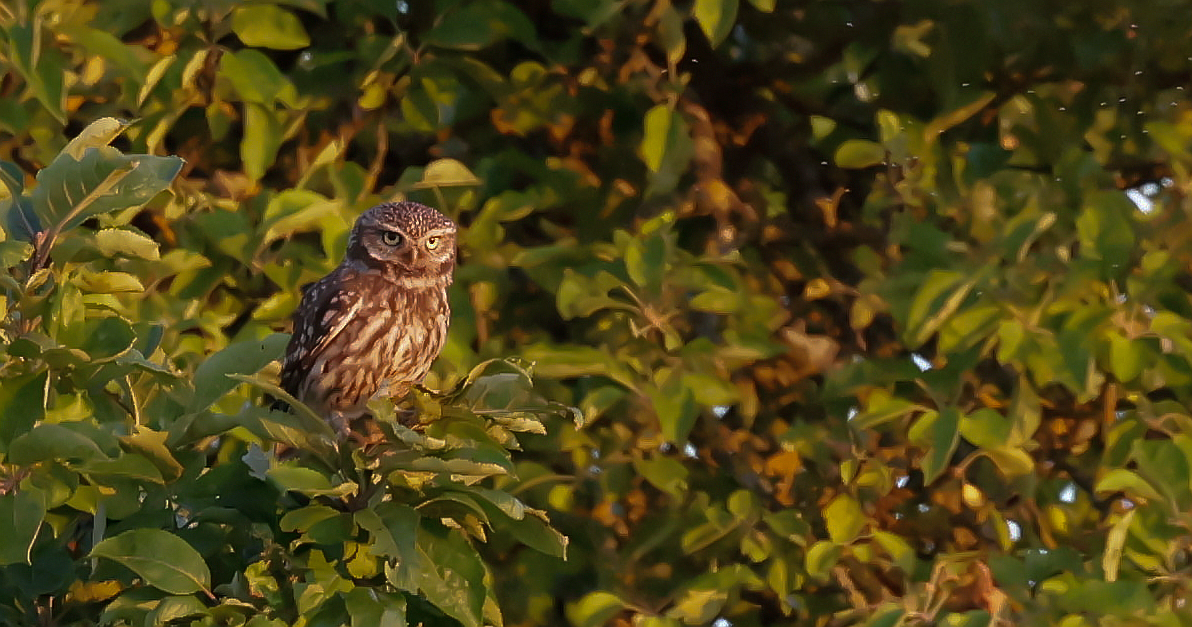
[296,271,451,419]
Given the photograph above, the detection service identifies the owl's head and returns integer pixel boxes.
[347,202,457,280]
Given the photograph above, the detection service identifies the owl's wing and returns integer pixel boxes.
[279,269,362,397]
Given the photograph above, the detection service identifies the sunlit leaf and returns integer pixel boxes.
[242,102,283,182]
[823,494,865,544]
[566,591,626,627]
[90,529,211,595]
[96,228,161,260]
[804,540,841,581]
[834,139,886,168]
[412,158,482,188]
[640,104,693,174]
[61,117,132,160]
[1095,468,1163,503]
[693,0,739,47]
[231,5,310,50]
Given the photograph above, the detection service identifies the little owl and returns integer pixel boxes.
[279,201,456,433]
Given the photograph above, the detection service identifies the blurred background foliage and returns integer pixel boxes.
[2,0,1192,625]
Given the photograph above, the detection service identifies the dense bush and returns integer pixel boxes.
[3,0,1192,625]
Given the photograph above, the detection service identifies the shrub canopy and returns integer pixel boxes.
[2,0,1192,625]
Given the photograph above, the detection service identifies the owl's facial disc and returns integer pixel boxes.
[345,201,457,277]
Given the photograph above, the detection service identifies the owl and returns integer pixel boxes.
[278,201,457,434]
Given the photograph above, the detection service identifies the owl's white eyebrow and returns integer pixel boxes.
[424,227,455,237]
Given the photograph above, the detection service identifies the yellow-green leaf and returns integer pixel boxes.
[231,5,311,50]
[89,529,211,595]
[413,158,481,188]
[824,494,865,544]
[1095,468,1163,502]
[1102,510,1135,582]
[96,228,160,260]
[834,139,886,168]
[693,0,739,47]
[72,270,143,293]
[804,540,841,581]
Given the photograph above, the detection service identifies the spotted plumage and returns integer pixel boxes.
[279,201,456,433]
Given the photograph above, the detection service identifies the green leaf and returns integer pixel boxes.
[356,502,419,561]
[1130,439,1191,510]
[905,269,983,347]
[78,316,137,362]
[412,158,481,188]
[804,540,841,581]
[625,230,667,293]
[1102,509,1134,582]
[89,529,211,595]
[0,370,46,450]
[556,269,627,319]
[668,587,727,624]
[96,228,160,260]
[657,5,687,65]
[61,118,133,160]
[149,596,208,624]
[261,189,341,246]
[417,527,486,627]
[834,139,886,168]
[189,333,289,413]
[566,591,627,627]
[1076,191,1135,272]
[409,457,509,479]
[120,427,184,482]
[911,408,960,484]
[958,408,1011,449]
[872,530,915,573]
[640,104,693,174]
[1107,334,1144,382]
[982,446,1035,477]
[823,494,865,544]
[5,22,66,122]
[850,390,920,430]
[1094,468,1163,503]
[219,49,294,105]
[31,146,182,238]
[268,466,357,497]
[0,488,45,565]
[279,504,340,532]
[343,587,406,627]
[633,455,689,498]
[654,376,698,443]
[82,453,165,484]
[693,0,739,47]
[242,102,284,182]
[689,287,740,313]
[71,269,144,293]
[8,423,109,464]
[231,5,311,50]
[506,511,568,558]
[0,160,25,198]
[424,0,538,51]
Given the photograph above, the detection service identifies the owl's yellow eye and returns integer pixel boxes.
[426,236,440,250]
[381,231,403,246]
